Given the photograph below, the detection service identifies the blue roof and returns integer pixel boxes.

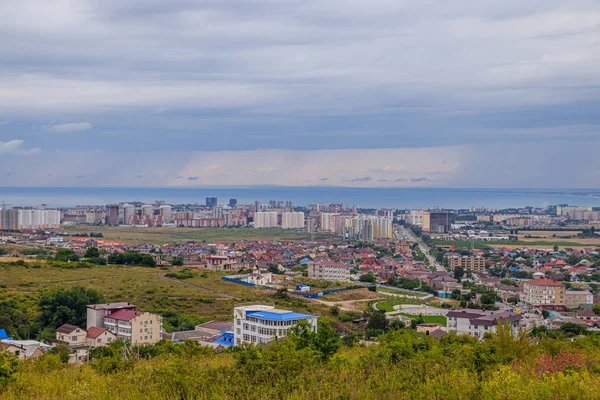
[213,332,234,347]
[299,257,312,262]
[0,329,9,340]
[246,310,315,321]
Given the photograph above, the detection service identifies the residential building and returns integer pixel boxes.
[410,210,423,226]
[228,198,237,207]
[565,290,594,309]
[344,215,392,240]
[0,342,27,361]
[87,302,137,330]
[0,208,61,230]
[233,305,317,346]
[122,204,135,224]
[446,309,523,338]
[254,211,278,228]
[423,212,450,233]
[86,327,117,348]
[308,261,351,281]
[206,197,218,207]
[282,212,305,229]
[447,255,486,273]
[55,324,88,346]
[106,204,119,226]
[103,309,161,345]
[159,205,173,223]
[522,278,566,308]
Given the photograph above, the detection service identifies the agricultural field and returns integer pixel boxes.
[56,225,332,245]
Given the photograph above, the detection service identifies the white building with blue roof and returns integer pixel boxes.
[233,305,317,346]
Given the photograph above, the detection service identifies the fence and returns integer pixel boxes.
[221,276,360,299]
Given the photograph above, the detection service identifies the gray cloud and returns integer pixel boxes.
[42,122,92,133]
[0,1,598,187]
[411,177,432,183]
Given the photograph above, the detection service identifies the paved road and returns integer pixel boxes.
[397,226,447,272]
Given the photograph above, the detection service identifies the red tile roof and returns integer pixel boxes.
[87,327,108,339]
[525,278,564,287]
[107,309,143,321]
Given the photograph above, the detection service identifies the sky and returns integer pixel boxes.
[1,0,599,188]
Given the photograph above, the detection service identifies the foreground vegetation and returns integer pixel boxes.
[3,323,600,399]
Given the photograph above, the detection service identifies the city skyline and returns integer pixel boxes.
[1,1,600,188]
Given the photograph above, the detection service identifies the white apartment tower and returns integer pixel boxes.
[282,212,305,229]
[254,212,278,228]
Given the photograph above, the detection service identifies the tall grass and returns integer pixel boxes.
[4,328,600,399]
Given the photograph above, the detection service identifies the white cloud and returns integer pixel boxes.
[43,122,92,132]
[0,139,40,154]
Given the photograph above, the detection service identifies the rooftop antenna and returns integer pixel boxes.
[0,200,12,210]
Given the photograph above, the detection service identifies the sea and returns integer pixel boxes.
[1,187,599,210]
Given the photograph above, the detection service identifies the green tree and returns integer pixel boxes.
[453,266,464,281]
[288,319,341,362]
[359,273,377,283]
[38,286,104,329]
[171,257,184,266]
[49,343,71,364]
[84,247,100,259]
[54,248,80,262]
[367,310,388,331]
[0,350,19,391]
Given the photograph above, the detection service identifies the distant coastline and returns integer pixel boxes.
[1,186,599,209]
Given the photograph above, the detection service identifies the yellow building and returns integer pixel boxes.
[523,278,566,307]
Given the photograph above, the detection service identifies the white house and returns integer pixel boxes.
[233,305,317,346]
[446,309,523,339]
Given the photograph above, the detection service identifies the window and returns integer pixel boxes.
[97,338,102,343]
[150,320,152,324]
[72,336,77,341]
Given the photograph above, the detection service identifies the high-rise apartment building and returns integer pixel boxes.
[254,212,278,228]
[206,197,218,207]
[343,215,392,240]
[410,210,423,226]
[106,204,120,226]
[159,205,173,223]
[122,204,135,224]
[423,212,450,233]
[282,212,304,229]
[0,209,19,230]
[1,208,61,230]
[229,199,237,207]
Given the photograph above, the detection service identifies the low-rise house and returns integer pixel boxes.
[1,342,26,360]
[446,309,523,339]
[578,309,600,324]
[55,324,87,346]
[565,291,594,309]
[86,327,117,348]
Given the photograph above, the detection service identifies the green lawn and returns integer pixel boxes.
[377,288,426,298]
[397,313,447,327]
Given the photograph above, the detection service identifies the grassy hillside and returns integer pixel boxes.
[3,327,600,399]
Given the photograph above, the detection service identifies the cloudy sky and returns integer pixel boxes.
[1,0,599,188]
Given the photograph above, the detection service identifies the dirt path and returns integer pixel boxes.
[157,273,234,299]
[310,297,375,312]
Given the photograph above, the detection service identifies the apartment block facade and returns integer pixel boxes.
[522,278,566,307]
[233,305,317,346]
[307,261,351,281]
